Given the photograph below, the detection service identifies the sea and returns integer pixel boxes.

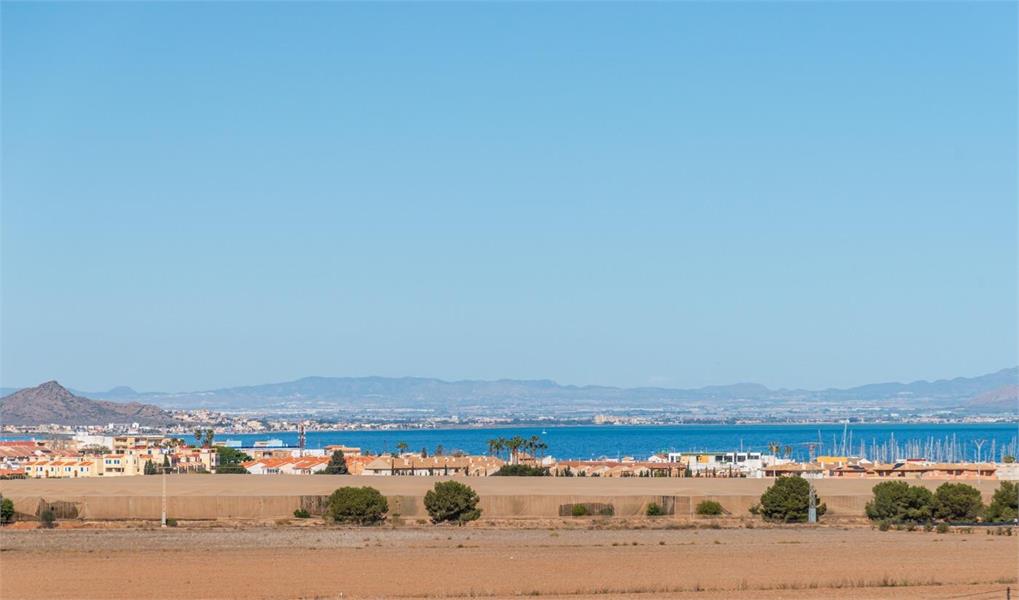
[6,423,1018,462]
[182,423,1019,462]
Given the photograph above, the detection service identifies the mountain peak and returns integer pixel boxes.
[0,380,174,426]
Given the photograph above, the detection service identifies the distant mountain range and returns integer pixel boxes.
[0,381,176,426]
[3,368,1014,419]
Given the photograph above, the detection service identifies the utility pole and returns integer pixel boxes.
[807,443,817,524]
[298,423,306,458]
[161,463,167,528]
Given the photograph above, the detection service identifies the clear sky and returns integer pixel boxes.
[2,2,1016,393]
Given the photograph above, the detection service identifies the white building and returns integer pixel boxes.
[666,451,772,477]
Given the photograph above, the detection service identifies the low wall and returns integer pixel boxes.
[0,475,1002,521]
[3,492,882,521]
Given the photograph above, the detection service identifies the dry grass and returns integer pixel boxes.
[1,526,1016,599]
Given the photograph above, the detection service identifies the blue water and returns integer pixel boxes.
[221,423,1019,462]
[7,423,1017,461]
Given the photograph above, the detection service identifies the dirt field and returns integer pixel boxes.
[1,526,1016,599]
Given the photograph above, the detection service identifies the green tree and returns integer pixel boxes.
[326,487,389,525]
[424,480,481,524]
[321,450,349,475]
[984,481,1018,522]
[216,446,252,466]
[491,465,549,476]
[933,482,983,521]
[757,477,826,523]
[215,446,251,474]
[40,508,56,529]
[144,460,157,475]
[1,496,14,525]
[865,481,934,523]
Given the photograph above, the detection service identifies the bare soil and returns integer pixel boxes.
[1,525,1016,599]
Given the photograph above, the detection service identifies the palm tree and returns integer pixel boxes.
[506,436,526,465]
[193,429,203,447]
[396,441,409,455]
[527,435,548,458]
[487,437,505,458]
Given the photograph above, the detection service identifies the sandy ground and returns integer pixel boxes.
[1,526,1016,600]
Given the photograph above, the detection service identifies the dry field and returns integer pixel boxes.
[1,525,1016,600]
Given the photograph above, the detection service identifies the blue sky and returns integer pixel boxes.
[2,2,1016,392]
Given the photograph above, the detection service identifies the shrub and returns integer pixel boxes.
[40,508,56,529]
[326,486,389,525]
[984,481,1018,523]
[424,481,481,525]
[598,506,615,516]
[216,464,249,474]
[0,497,14,525]
[571,504,589,517]
[935,522,950,534]
[165,518,178,527]
[293,508,311,519]
[491,465,549,476]
[865,481,934,523]
[646,503,664,517]
[933,483,983,522]
[696,500,724,516]
[878,520,891,531]
[758,477,826,523]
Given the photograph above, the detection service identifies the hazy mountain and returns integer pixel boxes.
[0,381,176,426]
[815,368,1019,401]
[966,384,1019,412]
[75,367,1018,415]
